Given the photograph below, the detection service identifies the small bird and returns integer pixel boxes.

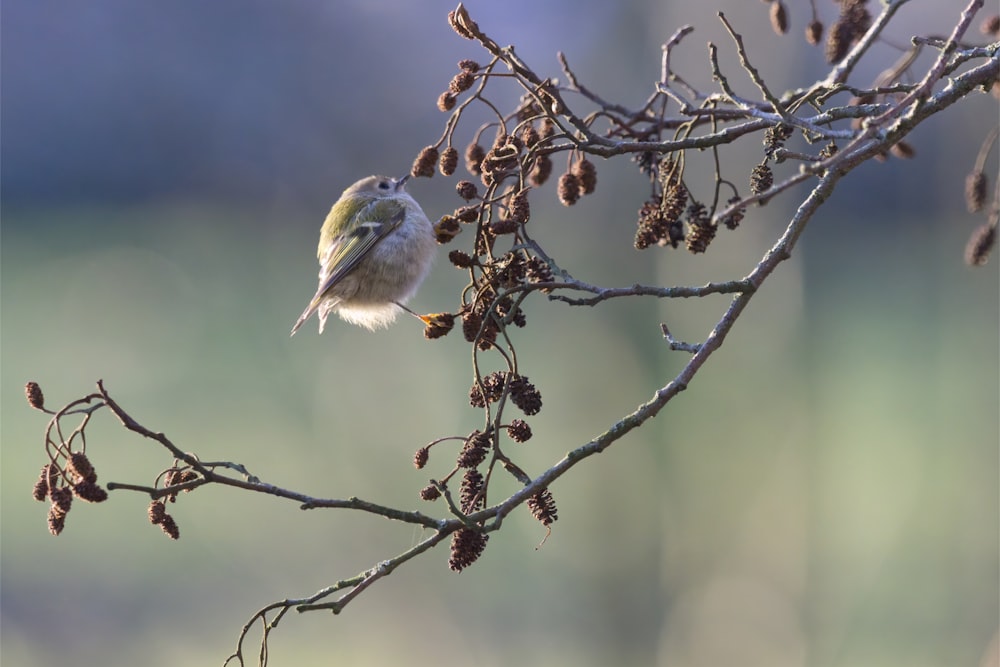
[290,174,436,335]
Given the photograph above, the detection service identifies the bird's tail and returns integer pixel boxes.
[290,299,320,337]
[289,311,311,336]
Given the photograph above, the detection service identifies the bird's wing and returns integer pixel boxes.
[314,199,407,299]
[290,199,407,335]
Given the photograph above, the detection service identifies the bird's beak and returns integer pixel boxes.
[396,174,410,190]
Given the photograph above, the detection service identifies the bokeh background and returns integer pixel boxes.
[2,1,997,665]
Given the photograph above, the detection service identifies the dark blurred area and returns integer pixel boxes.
[1,1,619,211]
[3,1,425,206]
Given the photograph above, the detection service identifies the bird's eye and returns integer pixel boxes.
[377,180,391,190]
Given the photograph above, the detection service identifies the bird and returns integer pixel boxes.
[290,174,435,335]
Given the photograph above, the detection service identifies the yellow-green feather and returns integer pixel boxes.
[317,195,373,259]
[310,197,408,308]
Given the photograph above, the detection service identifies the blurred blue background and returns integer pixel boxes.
[2,1,997,665]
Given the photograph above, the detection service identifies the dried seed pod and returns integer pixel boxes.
[889,141,915,159]
[159,514,180,540]
[47,487,73,535]
[449,71,475,94]
[635,199,668,250]
[411,146,439,178]
[475,317,499,351]
[456,180,479,200]
[454,205,480,223]
[437,92,457,112]
[413,447,430,469]
[657,156,681,188]
[175,470,199,489]
[67,452,96,484]
[462,309,484,347]
[826,19,852,63]
[50,486,73,514]
[508,375,542,415]
[826,0,871,64]
[465,142,486,175]
[525,256,553,286]
[572,158,597,195]
[980,14,1000,37]
[490,217,519,235]
[423,313,456,340]
[965,223,996,266]
[25,382,44,410]
[433,215,462,244]
[528,155,553,187]
[966,171,988,213]
[494,253,526,289]
[721,195,746,230]
[750,163,774,195]
[557,173,581,206]
[507,190,530,223]
[685,202,716,254]
[448,249,475,268]
[636,185,688,250]
[163,468,180,489]
[769,1,789,35]
[449,527,489,571]
[662,182,689,222]
[506,419,533,443]
[521,124,540,148]
[468,371,504,407]
[72,481,108,503]
[439,147,459,176]
[459,469,485,512]
[527,488,558,526]
[763,123,794,154]
[480,134,521,178]
[33,464,54,501]
[805,20,824,45]
[457,430,489,468]
[447,4,479,39]
[45,463,60,495]
[148,499,167,524]
[47,504,67,535]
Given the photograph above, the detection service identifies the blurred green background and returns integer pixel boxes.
[2,1,997,666]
